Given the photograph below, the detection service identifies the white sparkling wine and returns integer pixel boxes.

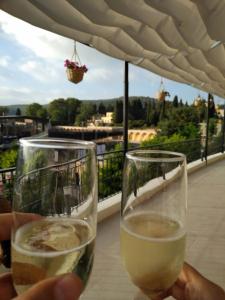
[12,218,95,294]
[121,212,186,298]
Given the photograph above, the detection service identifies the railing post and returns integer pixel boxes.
[123,61,129,158]
[201,148,204,161]
[205,93,211,164]
[221,100,225,153]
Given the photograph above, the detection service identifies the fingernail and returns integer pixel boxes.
[55,274,83,300]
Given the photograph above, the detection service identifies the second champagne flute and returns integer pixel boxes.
[120,150,187,299]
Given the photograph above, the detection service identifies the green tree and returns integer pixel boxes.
[36,107,48,119]
[98,102,106,115]
[208,96,216,118]
[209,118,217,136]
[66,98,81,124]
[0,148,18,169]
[0,106,8,116]
[98,151,123,199]
[129,98,144,120]
[141,133,186,148]
[158,106,199,138]
[113,100,123,124]
[48,99,68,125]
[106,104,114,112]
[16,108,21,116]
[146,101,152,125]
[75,103,96,125]
[141,133,201,163]
[172,95,179,108]
[26,103,42,116]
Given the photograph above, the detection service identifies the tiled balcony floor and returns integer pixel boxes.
[83,159,225,299]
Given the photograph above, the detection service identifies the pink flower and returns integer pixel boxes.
[64,59,88,72]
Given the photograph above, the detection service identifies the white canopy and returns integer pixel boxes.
[1,0,225,98]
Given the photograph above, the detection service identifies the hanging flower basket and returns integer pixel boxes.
[64,41,88,84]
[157,90,166,101]
[156,78,170,101]
[157,90,170,101]
[64,60,88,84]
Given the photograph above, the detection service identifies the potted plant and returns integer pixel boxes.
[64,59,88,84]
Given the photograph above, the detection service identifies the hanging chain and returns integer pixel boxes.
[159,77,164,91]
[71,41,82,66]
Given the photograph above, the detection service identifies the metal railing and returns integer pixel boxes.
[0,167,16,204]
[97,138,202,200]
[0,137,224,203]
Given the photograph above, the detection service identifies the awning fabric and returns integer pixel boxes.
[1,0,225,98]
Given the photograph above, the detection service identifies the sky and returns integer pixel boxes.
[0,10,224,106]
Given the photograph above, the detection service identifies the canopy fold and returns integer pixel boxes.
[1,0,225,98]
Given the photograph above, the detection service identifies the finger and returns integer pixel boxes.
[0,213,14,240]
[169,283,185,300]
[0,272,17,300]
[179,262,207,286]
[175,277,186,289]
[0,213,41,240]
[13,274,83,300]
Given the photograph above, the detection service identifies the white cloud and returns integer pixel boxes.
[0,56,10,67]
[19,60,59,82]
[0,11,72,60]
[0,11,119,66]
[0,86,31,94]
[0,11,166,104]
[0,86,32,104]
[0,85,54,105]
[86,67,120,82]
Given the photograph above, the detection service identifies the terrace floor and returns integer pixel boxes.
[83,158,225,300]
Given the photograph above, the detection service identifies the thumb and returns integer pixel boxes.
[13,274,83,300]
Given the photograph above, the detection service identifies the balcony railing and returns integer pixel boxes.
[0,137,224,204]
[97,138,203,200]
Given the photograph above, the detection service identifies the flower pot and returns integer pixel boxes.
[157,90,166,101]
[66,68,84,84]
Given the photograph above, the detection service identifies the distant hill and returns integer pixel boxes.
[4,96,157,115]
[81,96,157,106]
[7,105,27,115]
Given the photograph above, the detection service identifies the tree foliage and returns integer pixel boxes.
[129,98,145,120]
[0,106,9,116]
[158,106,199,138]
[113,100,123,124]
[26,103,42,116]
[75,103,96,125]
[98,102,106,115]
[172,95,179,108]
[66,98,81,124]
[26,103,48,120]
[16,108,21,116]
[0,148,18,169]
[48,98,81,125]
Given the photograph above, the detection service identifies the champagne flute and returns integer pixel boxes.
[11,138,97,295]
[120,150,187,299]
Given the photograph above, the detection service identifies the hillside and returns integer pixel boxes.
[7,105,27,115]
[82,96,156,106]
[4,96,157,115]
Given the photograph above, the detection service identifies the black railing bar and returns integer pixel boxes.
[15,155,90,181]
[133,139,201,151]
[97,149,124,157]
[0,167,16,173]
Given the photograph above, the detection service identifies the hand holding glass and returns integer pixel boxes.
[11,138,97,295]
[120,150,187,299]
